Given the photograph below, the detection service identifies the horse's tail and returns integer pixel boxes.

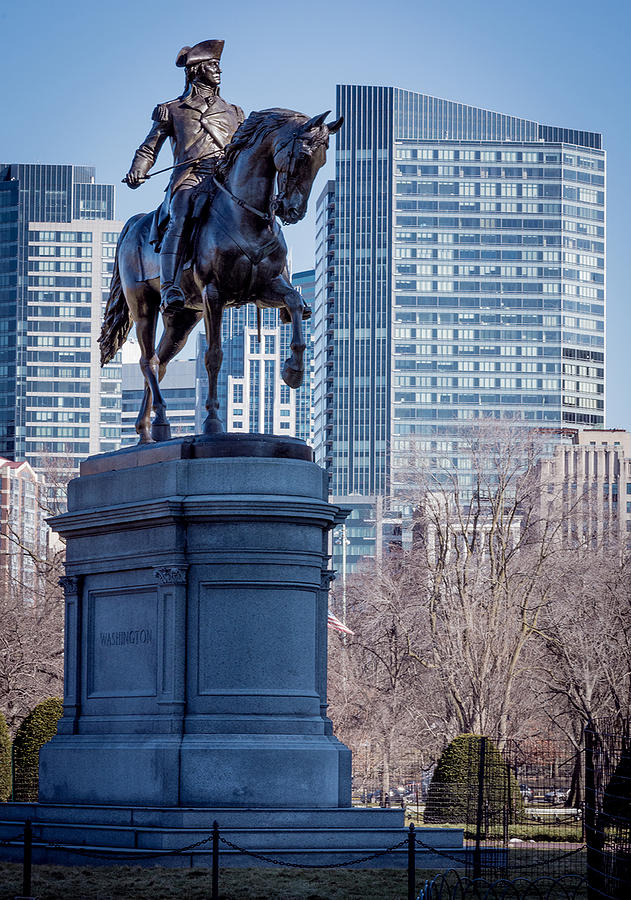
[98,218,136,366]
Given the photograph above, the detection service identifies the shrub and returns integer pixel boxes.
[603,743,631,825]
[0,710,11,802]
[424,733,523,824]
[12,698,63,802]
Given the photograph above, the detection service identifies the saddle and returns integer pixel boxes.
[149,173,218,257]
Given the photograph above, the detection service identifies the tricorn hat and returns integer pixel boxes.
[176,40,224,68]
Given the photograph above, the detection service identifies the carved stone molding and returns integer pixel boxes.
[59,575,80,597]
[155,566,188,586]
[320,569,336,590]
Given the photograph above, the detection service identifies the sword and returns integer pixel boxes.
[122,155,215,183]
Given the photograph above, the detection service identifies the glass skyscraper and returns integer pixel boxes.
[0,164,122,472]
[314,85,606,568]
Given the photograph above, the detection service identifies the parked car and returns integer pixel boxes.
[544,788,569,804]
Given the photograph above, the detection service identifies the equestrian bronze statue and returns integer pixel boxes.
[99,40,342,442]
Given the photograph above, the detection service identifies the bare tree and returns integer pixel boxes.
[0,455,69,733]
[327,424,631,779]
[0,590,64,734]
[388,423,570,748]
[327,561,439,800]
[537,543,631,733]
[372,422,596,747]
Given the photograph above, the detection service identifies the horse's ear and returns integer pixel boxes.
[326,116,344,135]
[302,111,330,131]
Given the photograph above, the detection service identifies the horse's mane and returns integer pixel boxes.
[216,108,308,180]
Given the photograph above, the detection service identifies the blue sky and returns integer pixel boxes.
[1,0,629,425]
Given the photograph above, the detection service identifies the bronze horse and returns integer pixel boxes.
[99,108,342,442]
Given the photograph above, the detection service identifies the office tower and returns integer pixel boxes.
[534,429,631,548]
[0,164,123,472]
[121,356,199,446]
[0,458,47,603]
[315,86,605,569]
[313,180,335,467]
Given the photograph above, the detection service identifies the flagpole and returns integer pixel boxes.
[342,522,347,625]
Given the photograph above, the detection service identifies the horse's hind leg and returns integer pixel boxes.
[202,284,224,434]
[135,384,153,444]
[156,308,203,381]
[135,306,171,443]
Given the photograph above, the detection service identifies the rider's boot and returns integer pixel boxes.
[159,228,187,315]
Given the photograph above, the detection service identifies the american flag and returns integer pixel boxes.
[327,610,354,635]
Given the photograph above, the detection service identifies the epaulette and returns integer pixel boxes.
[151,103,169,123]
[234,105,245,125]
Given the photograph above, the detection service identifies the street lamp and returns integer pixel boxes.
[334,522,351,624]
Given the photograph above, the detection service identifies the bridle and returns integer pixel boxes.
[212,128,308,225]
[272,130,303,206]
[212,176,274,224]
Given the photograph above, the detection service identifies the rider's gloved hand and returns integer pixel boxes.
[124,170,147,189]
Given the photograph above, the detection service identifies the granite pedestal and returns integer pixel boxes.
[0,435,465,867]
[40,435,353,809]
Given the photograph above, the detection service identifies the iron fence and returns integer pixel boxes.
[354,734,586,882]
[416,869,587,900]
[584,718,631,900]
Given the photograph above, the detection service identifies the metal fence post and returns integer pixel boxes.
[584,724,606,900]
[473,736,487,880]
[212,820,219,900]
[22,817,32,898]
[407,822,416,900]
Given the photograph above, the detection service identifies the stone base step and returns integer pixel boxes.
[0,803,465,870]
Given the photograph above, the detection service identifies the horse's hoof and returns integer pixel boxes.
[203,417,225,435]
[151,422,172,442]
[137,434,155,445]
[282,362,304,389]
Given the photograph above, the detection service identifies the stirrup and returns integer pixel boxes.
[160,285,187,314]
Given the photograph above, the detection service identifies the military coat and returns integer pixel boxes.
[130,87,244,196]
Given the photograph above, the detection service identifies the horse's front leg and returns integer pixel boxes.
[280,287,306,389]
[256,277,307,388]
[202,284,225,434]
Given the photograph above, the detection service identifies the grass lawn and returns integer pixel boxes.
[0,862,441,900]
[0,854,588,899]
[401,808,583,843]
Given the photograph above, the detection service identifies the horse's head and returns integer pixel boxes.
[272,111,343,225]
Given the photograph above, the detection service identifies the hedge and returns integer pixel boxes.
[0,710,11,802]
[424,733,523,824]
[12,697,63,802]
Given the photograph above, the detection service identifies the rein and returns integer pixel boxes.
[212,125,304,225]
[212,176,274,224]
